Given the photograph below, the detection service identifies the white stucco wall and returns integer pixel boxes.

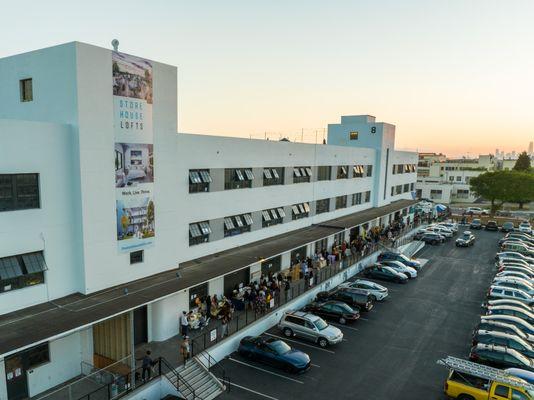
[150,291,188,342]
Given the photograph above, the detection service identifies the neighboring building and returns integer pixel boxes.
[0,42,417,399]
[415,154,496,203]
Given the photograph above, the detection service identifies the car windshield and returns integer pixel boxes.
[462,234,471,239]
[313,318,329,331]
[267,340,291,355]
[337,303,354,313]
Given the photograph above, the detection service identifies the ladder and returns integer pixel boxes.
[437,356,534,392]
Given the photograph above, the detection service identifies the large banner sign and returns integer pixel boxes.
[113,52,155,252]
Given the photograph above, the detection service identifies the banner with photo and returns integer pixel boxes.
[113,52,155,252]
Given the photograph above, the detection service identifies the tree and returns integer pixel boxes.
[469,171,509,213]
[147,200,155,229]
[505,171,534,209]
[513,151,531,171]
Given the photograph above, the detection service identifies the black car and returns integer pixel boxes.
[470,218,482,230]
[316,287,374,312]
[363,265,408,284]
[502,221,516,233]
[485,220,499,231]
[420,232,445,245]
[303,300,360,324]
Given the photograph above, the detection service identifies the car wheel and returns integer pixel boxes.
[370,295,377,302]
[395,277,402,283]
[339,316,346,325]
[457,395,475,400]
[317,337,328,348]
[404,273,411,279]
[283,328,293,338]
[284,364,295,374]
[432,240,438,245]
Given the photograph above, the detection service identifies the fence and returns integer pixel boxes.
[190,225,419,357]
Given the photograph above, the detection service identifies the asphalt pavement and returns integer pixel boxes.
[215,228,500,400]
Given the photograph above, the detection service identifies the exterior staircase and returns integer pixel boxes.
[171,357,225,400]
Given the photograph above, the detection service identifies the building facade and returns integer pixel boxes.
[0,42,417,400]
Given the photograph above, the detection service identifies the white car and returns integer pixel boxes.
[498,266,534,279]
[519,221,533,235]
[379,260,417,278]
[496,252,534,264]
[493,277,534,296]
[488,285,534,305]
[496,258,534,270]
[340,279,389,301]
[466,207,489,215]
[496,271,533,281]
[483,299,534,313]
[426,225,453,238]
[437,222,458,233]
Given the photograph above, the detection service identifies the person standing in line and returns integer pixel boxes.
[284,279,291,301]
[180,336,190,364]
[220,315,229,339]
[180,311,189,338]
[205,295,211,317]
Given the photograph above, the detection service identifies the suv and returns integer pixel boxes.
[466,207,489,215]
[488,286,533,305]
[519,221,532,235]
[278,311,343,348]
[316,287,374,311]
[455,231,475,247]
[485,220,499,231]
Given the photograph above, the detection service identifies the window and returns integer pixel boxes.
[293,167,311,184]
[430,189,442,200]
[410,183,414,191]
[1,251,47,293]
[20,78,33,102]
[364,191,371,202]
[337,166,348,179]
[277,207,286,219]
[261,256,282,276]
[189,169,211,193]
[189,283,208,308]
[494,385,509,398]
[317,166,331,181]
[315,198,330,214]
[512,389,529,400]
[353,165,364,178]
[292,203,309,220]
[395,185,402,195]
[391,187,395,196]
[349,131,358,140]
[0,174,40,212]
[130,250,144,264]
[224,214,252,237]
[263,167,284,186]
[456,176,462,182]
[456,189,469,199]
[449,176,454,181]
[189,221,211,246]
[366,165,373,177]
[262,208,283,228]
[403,184,410,193]
[26,343,50,368]
[352,192,362,205]
[115,150,123,171]
[225,168,253,190]
[315,238,328,253]
[335,195,347,210]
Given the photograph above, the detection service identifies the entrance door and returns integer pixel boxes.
[133,306,148,346]
[224,267,250,297]
[5,355,28,400]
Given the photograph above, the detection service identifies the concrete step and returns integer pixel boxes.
[166,358,224,400]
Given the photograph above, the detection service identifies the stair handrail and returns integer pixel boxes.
[195,351,230,392]
[159,357,197,399]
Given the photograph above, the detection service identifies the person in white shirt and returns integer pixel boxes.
[180,311,189,337]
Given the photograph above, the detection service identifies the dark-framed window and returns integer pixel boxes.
[261,256,282,276]
[315,198,330,214]
[0,251,47,293]
[293,167,311,184]
[315,238,328,254]
[20,78,33,102]
[189,169,211,193]
[189,221,211,246]
[349,131,358,140]
[224,214,253,237]
[403,184,410,193]
[25,343,50,368]
[291,203,310,220]
[114,150,123,171]
[366,165,373,177]
[364,191,371,202]
[225,168,253,190]
[395,185,402,195]
[0,174,40,212]
[262,208,284,228]
[336,166,348,179]
[352,165,364,178]
[189,282,208,308]
[352,192,362,205]
[410,183,415,191]
[290,246,307,264]
[130,250,144,264]
[317,166,331,181]
[263,167,284,186]
[335,195,347,210]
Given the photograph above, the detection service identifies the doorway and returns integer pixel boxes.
[133,306,148,346]
[224,267,250,297]
[5,355,28,400]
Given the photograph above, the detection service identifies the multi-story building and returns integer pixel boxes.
[0,42,417,400]
[415,154,495,203]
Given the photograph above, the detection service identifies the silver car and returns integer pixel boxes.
[278,311,343,348]
[339,279,389,301]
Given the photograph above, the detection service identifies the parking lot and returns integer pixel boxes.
[215,229,500,400]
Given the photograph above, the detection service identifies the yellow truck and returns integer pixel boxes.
[438,356,534,400]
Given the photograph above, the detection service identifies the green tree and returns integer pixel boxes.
[505,171,534,209]
[469,171,509,214]
[147,200,155,227]
[513,151,531,171]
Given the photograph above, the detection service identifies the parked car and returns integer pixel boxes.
[379,260,417,279]
[420,232,445,245]
[455,231,475,247]
[480,315,534,335]
[316,287,374,312]
[278,311,343,348]
[437,221,458,233]
[492,277,534,296]
[496,270,533,281]
[363,265,408,283]
[499,237,534,248]
[485,220,499,231]
[339,279,389,301]
[238,336,311,373]
[501,242,534,258]
[472,330,534,358]
[497,266,534,279]
[487,286,534,305]
[496,258,534,270]
[469,343,534,371]
[377,251,421,270]
[504,368,534,384]
[501,221,516,233]
[413,228,431,240]
[469,218,483,230]
[487,306,534,324]
[496,252,534,264]
[466,207,489,215]
[503,233,534,245]
[426,225,453,238]
[474,320,534,344]
[482,299,534,314]
[519,221,533,235]
[303,300,359,324]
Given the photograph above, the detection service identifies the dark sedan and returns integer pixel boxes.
[470,218,482,230]
[363,265,408,283]
[502,222,516,233]
[303,300,359,324]
[238,336,311,373]
[485,220,499,231]
[420,232,445,245]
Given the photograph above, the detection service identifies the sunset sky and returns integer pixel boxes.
[2,0,533,156]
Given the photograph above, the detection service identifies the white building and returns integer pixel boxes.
[0,42,417,400]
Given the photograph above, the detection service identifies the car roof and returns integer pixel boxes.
[491,285,531,297]
[482,314,534,329]
[488,306,534,317]
[286,310,321,322]
[476,329,527,343]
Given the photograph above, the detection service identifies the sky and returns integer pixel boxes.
[1,0,534,157]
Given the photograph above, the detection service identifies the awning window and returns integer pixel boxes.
[244,169,255,180]
[189,224,202,238]
[340,166,347,175]
[224,217,235,230]
[270,209,279,219]
[235,170,245,181]
[262,210,271,221]
[243,214,254,226]
[198,221,212,235]
[0,256,24,280]
[300,168,307,177]
[199,170,212,183]
[293,168,302,177]
[234,215,244,227]
[263,169,272,179]
[21,252,48,274]
[292,205,300,215]
[189,171,202,184]
[271,169,280,179]
[277,207,286,218]
[298,204,306,213]
[305,167,313,176]
[303,202,310,213]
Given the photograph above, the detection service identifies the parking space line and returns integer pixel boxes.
[227,357,304,384]
[330,322,359,331]
[359,317,369,321]
[226,382,280,400]
[311,363,320,368]
[264,333,336,354]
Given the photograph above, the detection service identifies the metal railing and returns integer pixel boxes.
[196,351,231,393]
[159,357,196,399]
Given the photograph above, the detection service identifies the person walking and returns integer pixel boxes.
[180,336,190,365]
[180,311,189,338]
